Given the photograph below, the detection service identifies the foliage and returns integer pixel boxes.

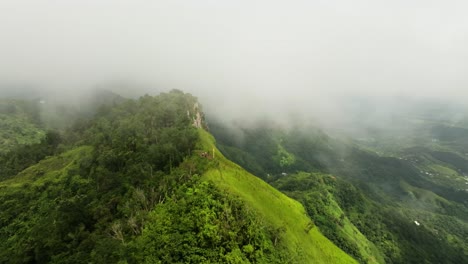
[131,180,287,263]
[0,147,95,263]
[0,99,45,153]
[210,119,468,263]
[0,91,203,263]
[198,130,358,264]
[274,143,296,168]
[0,91,353,263]
[272,172,385,264]
[0,130,62,180]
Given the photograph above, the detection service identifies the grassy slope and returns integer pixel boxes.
[0,146,92,188]
[273,172,385,264]
[0,146,92,263]
[1,130,356,263]
[308,175,384,264]
[327,200,384,264]
[198,129,357,264]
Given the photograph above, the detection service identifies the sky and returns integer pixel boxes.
[0,0,467,124]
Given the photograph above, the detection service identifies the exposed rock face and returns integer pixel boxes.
[192,103,203,128]
[193,112,202,128]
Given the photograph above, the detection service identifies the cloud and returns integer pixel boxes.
[0,0,467,124]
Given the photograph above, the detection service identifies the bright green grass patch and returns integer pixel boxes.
[323,196,384,264]
[0,146,92,188]
[304,179,384,264]
[198,129,357,264]
[272,171,385,264]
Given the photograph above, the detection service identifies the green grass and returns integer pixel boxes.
[198,129,358,264]
[0,129,355,263]
[315,187,384,264]
[0,146,92,188]
[272,171,385,264]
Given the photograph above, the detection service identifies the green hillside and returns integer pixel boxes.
[272,172,385,264]
[0,146,93,263]
[198,130,357,263]
[210,119,468,263]
[0,91,357,263]
[0,99,45,153]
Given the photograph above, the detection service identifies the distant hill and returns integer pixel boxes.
[209,116,468,263]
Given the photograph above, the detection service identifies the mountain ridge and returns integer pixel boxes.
[0,91,358,263]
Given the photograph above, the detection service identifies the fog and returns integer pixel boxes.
[1,0,468,129]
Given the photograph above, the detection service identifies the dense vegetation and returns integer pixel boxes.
[0,91,203,262]
[210,118,468,263]
[0,130,61,181]
[199,130,357,263]
[3,89,466,263]
[0,90,356,263]
[0,99,44,154]
[0,89,123,180]
[131,180,289,263]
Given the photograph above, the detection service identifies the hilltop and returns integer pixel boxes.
[0,90,356,263]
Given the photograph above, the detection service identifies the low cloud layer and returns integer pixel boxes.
[1,1,467,126]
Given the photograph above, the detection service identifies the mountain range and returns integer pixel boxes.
[0,89,466,263]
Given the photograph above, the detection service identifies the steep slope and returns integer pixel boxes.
[272,172,385,264]
[0,90,357,263]
[0,146,93,263]
[198,129,358,263]
[209,119,468,263]
[0,99,62,181]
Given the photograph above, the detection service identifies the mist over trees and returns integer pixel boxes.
[1,1,468,263]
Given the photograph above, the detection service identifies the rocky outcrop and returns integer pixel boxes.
[191,103,203,128]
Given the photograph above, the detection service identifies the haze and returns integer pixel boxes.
[1,0,467,126]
